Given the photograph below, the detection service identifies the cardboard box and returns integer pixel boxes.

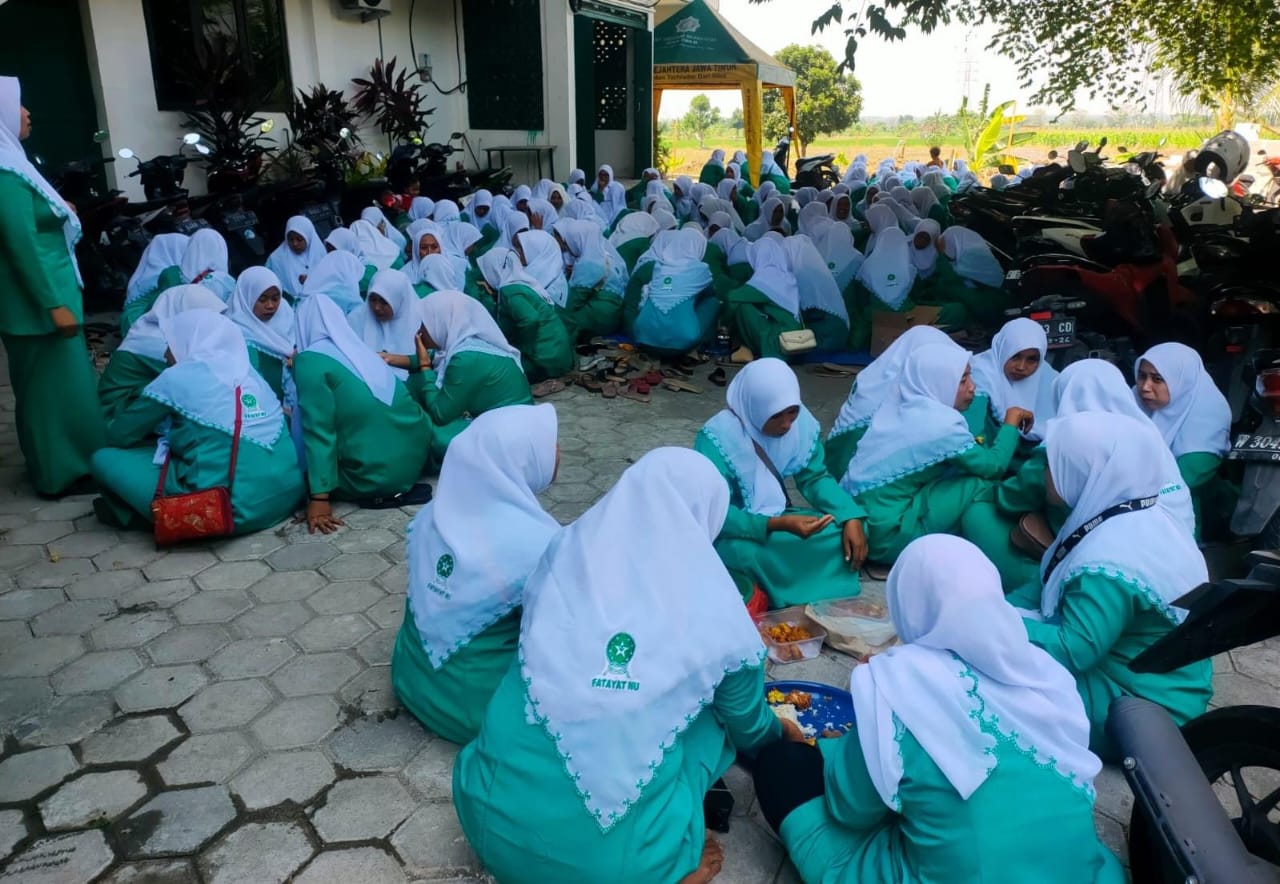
[869,306,943,357]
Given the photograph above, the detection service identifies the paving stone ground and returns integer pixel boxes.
[2,333,1278,882]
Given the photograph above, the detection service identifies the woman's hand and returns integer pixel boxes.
[841,519,868,570]
[414,333,431,370]
[767,513,834,539]
[1002,407,1034,431]
[303,497,344,535]
[781,718,808,743]
[379,352,412,369]
[49,306,79,338]
[298,273,307,285]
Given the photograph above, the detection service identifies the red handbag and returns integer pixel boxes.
[150,386,243,546]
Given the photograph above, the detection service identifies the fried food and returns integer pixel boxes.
[764,622,813,643]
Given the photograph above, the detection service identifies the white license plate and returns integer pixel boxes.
[1229,432,1280,461]
[1040,317,1075,348]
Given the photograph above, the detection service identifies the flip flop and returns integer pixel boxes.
[620,379,651,403]
[814,363,859,378]
[578,375,603,393]
[663,378,703,394]
[730,346,755,364]
[643,370,664,387]
[531,379,567,398]
[361,483,433,509]
[602,382,620,399]
[709,367,728,387]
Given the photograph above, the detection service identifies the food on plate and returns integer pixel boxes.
[763,621,813,643]
[766,689,786,704]
[771,703,801,728]
[821,729,845,739]
[784,689,812,710]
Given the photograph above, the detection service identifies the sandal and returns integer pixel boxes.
[361,483,433,509]
[602,382,620,399]
[663,378,703,394]
[709,367,728,387]
[864,561,892,581]
[531,379,567,398]
[620,380,651,403]
[643,370,664,387]
[815,363,859,378]
[578,375,603,394]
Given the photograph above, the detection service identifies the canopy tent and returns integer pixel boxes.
[653,0,796,187]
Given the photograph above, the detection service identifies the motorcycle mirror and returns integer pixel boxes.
[1098,136,1108,150]
[117,148,135,160]
[260,120,275,133]
[1199,177,1229,199]
[1145,181,1162,198]
[182,133,201,145]
[92,130,109,144]
[411,136,423,146]
[338,127,352,139]
[195,144,211,156]
[374,153,384,161]
[1068,150,1086,173]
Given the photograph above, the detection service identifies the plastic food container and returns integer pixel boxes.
[755,606,827,664]
[806,587,897,661]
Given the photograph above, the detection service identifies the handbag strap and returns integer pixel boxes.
[152,385,244,499]
[731,408,793,509]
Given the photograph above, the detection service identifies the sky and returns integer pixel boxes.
[656,0,1166,121]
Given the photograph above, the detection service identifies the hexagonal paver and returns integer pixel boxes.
[208,637,297,679]
[39,770,148,830]
[251,696,340,749]
[99,859,197,883]
[375,564,408,593]
[0,829,114,884]
[0,809,26,862]
[174,590,252,625]
[211,532,286,562]
[1232,640,1280,687]
[81,714,182,764]
[92,542,162,572]
[16,557,96,589]
[90,610,174,650]
[0,678,53,733]
[266,542,337,572]
[230,750,335,810]
[271,652,361,697]
[231,601,313,637]
[292,614,374,652]
[0,635,84,677]
[117,785,236,858]
[0,544,44,573]
[117,579,197,610]
[31,600,116,636]
[12,693,115,747]
[65,569,144,601]
[390,803,479,878]
[0,745,77,801]
[158,732,256,785]
[403,738,459,801]
[305,581,384,616]
[366,595,404,630]
[327,714,426,772]
[146,625,231,664]
[195,561,271,592]
[47,531,119,559]
[51,649,142,694]
[198,822,313,884]
[31,499,93,521]
[179,679,273,732]
[331,529,398,554]
[141,550,217,581]
[339,667,398,715]
[311,776,414,841]
[2,520,73,544]
[0,587,65,619]
[248,570,328,604]
[295,847,407,883]
[354,628,396,666]
[114,664,208,712]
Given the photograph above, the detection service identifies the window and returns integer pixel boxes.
[141,0,291,112]
[461,0,545,131]
[593,21,629,131]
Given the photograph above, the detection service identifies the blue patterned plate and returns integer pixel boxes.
[765,680,856,739]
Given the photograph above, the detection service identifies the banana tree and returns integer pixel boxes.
[963,99,1037,172]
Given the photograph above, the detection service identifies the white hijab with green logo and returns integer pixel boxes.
[520,448,765,831]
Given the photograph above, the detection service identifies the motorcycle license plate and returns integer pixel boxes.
[1229,433,1280,461]
[1040,317,1075,349]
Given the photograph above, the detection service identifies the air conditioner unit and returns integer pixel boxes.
[339,0,391,22]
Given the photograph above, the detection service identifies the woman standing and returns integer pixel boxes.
[0,77,104,496]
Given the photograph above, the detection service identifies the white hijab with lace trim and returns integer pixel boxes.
[969,318,1059,441]
[1135,343,1231,458]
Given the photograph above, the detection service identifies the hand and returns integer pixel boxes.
[781,718,808,743]
[298,273,307,285]
[1003,407,1035,431]
[842,519,868,570]
[379,352,411,369]
[767,513,834,539]
[415,333,431,370]
[301,498,344,535]
[49,306,79,338]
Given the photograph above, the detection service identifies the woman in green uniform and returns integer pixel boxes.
[551,218,626,339]
[723,237,805,361]
[623,229,721,357]
[695,359,867,608]
[292,295,433,534]
[348,268,421,374]
[91,309,304,533]
[265,215,327,301]
[476,247,573,382]
[698,148,727,187]
[842,342,1035,588]
[121,228,235,333]
[123,233,187,315]
[226,267,295,404]
[1134,343,1232,539]
[453,448,799,884]
[100,285,229,423]
[297,250,365,315]
[608,211,661,272]
[323,227,382,296]
[0,77,106,496]
[970,317,1059,449]
[932,226,1015,326]
[392,404,558,743]
[847,227,966,353]
[808,220,865,309]
[759,150,791,193]
[1023,411,1214,760]
[784,234,851,352]
[753,534,1124,884]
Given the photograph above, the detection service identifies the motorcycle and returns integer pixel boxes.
[386,132,512,207]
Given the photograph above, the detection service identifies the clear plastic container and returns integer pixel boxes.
[755,606,827,664]
[806,586,897,661]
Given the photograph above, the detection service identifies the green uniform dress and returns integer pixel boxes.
[98,351,166,424]
[699,163,726,187]
[407,352,532,469]
[723,284,805,362]
[845,281,967,354]
[292,350,433,500]
[917,260,1014,327]
[119,264,181,335]
[615,238,652,274]
[1177,451,1232,541]
[494,284,574,383]
[622,262,722,358]
[0,171,105,496]
[695,431,865,607]
[562,285,624,340]
[779,712,1125,884]
[1023,572,1214,761]
[91,392,304,534]
[453,663,782,884]
[246,347,286,404]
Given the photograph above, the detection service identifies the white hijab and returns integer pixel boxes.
[180,229,235,299]
[0,77,81,284]
[701,358,822,516]
[266,216,327,293]
[415,253,464,292]
[706,149,726,170]
[598,181,628,224]
[228,266,296,359]
[298,251,365,315]
[857,227,916,310]
[519,448,764,830]
[406,404,558,665]
[809,220,864,291]
[351,219,401,270]
[760,150,783,179]
[117,285,228,363]
[843,342,975,494]
[784,235,849,325]
[941,228,1004,288]
[864,203,898,254]
[418,290,523,388]
[296,288,398,406]
[514,229,570,307]
[348,269,420,377]
[969,318,1059,441]
[851,534,1101,810]
[608,211,660,247]
[408,196,435,221]
[829,325,953,437]
[745,237,800,320]
[910,219,941,278]
[1135,343,1231,458]
[125,233,188,305]
[360,206,408,252]
[1041,412,1208,622]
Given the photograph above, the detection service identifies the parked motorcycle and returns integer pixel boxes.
[386,132,512,207]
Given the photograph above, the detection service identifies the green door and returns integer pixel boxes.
[0,0,102,171]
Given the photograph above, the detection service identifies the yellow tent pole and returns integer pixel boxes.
[782,87,798,155]
[743,80,764,187]
[653,88,664,133]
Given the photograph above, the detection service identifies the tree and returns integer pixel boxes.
[752,0,1280,127]
[681,94,722,148]
[762,45,862,156]
[729,107,745,132]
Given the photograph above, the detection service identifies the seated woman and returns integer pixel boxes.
[350,218,404,271]
[753,534,1124,884]
[476,247,573,383]
[1135,342,1232,539]
[414,290,532,465]
[695,359,867,608]
[412,253,464,300]
[671,175,696,224]
[846,228,966,352]
[99,285,228,423]
[512,228,573,330]
[91,309,304,534]
[266,215,327,301]
[122,233,187,317]
[808,219,864,302]
[360,205,408,256]
[323,227,381,295]
[453,448,797,884]
[784,234,851,353]
[348,268,421,378]
[842,342,1035,588]
[698,148,727,186]
[551,218,627,339]
[392,404,558,743]
[1023,411,1214,759]
[297,251,365,315]
[292,295,433,533]
[743,197,791,242]
[623,229,721,357]
[932,226,1015,325]
[723,237,805,362]
[120,228,234,334]
[759,149,791,193]
[910,185,952,228]
[970,317,1059,446]
[227,267,295,404]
